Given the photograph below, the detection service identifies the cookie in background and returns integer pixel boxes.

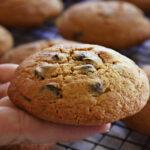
[0,39,78,64]
[124,65,150,135]
[122,0,150,12]
[0,25,13,57]
[0,0,63,27]
[57,1,150,50]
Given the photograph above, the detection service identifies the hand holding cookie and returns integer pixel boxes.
[0,64,110,145]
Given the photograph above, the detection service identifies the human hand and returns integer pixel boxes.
[0,64,111,146]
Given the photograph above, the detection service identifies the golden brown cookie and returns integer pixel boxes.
[0,25,13,57]
[8,44,149,125]
[122,0,150,12]
[57,1,150,50]
[0,0,63,27]
[0,39,77,64]
[124,65,150,135]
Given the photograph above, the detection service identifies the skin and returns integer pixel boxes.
[0,64,110,146]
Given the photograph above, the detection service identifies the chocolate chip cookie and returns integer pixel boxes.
[123,0,150,12]
[8,44,149,125]
[0,25,13,57]
[124,65,150,134]
[0,39,77,64]
[0,0,63,27]
[57,1,150,50]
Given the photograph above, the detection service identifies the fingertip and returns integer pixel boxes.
[0,82,10,99]
[0,96,15,107]
[0,64,18,83]
[98,123,111,133]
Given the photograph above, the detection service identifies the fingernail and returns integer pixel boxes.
[100,123,111,133]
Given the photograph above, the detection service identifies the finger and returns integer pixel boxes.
[52,123,111,142]
[0,106,22,145]
[0,103,111,145]
[0,82,10,99]
[0,96,15,107]
[0,64,18,83]
[20,114,111,144]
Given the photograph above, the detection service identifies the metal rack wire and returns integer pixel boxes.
[54,122,150,150]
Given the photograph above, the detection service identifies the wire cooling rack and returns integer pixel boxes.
[7,1,150,150]
[52,121,150,150]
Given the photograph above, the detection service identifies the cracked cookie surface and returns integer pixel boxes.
[0,39,77,64]
[8,44,149,125]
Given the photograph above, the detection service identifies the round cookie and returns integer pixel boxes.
[0,39,77,64]
[57,1,150,50]
[0,25,13,56]
[124,65,150,135]
[8,44,149,125]
[0,0,63,27]
[122,0,150,12]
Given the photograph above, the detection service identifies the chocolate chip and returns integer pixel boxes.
[74,51,103,68]
[82,64,95,71]
[75,53,86,61]
[90,82,103,94]
[83,58,97,65]
[34,67,44,80]
[34,64,58,79]
[74,64,96,74]
[51,53,68,62]
[73,32,83,40]
[52,54,60,61]
[45,84,62,98]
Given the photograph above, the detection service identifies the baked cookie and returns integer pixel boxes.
[122,0,150,12]
[0,0,63,27]
[0,25,13,56]
[57,1,150,50]
[0,39,77,64]
[8,44,149,125]
[124,65,150,134]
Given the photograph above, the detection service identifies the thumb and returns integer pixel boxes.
[0,82,10,99]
